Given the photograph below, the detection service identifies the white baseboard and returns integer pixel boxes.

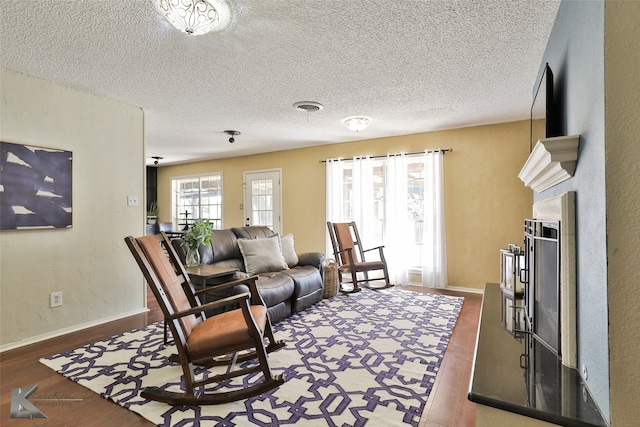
[0,307,149,353]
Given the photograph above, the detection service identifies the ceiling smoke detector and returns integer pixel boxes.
[293,101,323,112]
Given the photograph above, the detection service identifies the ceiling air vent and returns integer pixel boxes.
[293,101,323,112]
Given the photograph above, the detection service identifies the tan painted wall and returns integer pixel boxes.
[604,1,640,424]
[0,69,146,348]
[476,405,558,427]
[158,120,537,290]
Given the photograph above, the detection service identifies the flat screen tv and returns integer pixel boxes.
[530,63,557,151]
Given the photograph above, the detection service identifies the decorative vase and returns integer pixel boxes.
[186,247,200,267]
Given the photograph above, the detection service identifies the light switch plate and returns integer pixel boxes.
[127,196,139,207]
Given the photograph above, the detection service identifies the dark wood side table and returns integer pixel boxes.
[186,265,238,288]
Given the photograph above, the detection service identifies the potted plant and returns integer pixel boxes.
[182,218,213,267]
[147,201,158,224]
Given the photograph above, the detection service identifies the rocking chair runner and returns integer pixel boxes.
[124,232,285,405]
[327,221,392,292]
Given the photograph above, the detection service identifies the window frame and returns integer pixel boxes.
[170,172,223,230]
[335,155,427,268]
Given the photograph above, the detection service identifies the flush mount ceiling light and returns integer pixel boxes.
[342,116,371,132]
[152,0,230,36]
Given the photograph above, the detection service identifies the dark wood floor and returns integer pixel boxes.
[0,285,481,427]
[409,286,481,427]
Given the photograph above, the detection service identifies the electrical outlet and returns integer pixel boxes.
[50,291,63,308]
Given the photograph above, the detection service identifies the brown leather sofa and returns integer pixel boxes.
[173,226,325,323]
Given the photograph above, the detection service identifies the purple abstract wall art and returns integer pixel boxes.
[0,141,72,230]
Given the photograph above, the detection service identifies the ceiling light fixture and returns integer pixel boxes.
[151,0,230,36]
[224,130,240,143]
[342,116,371,132]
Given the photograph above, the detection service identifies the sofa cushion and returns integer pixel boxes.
[238,235,289,276]
[285,265,322,293]
[280,233,299,268]
[209,229,241,263]
[232,226,276,240]
[221,277,293,324]
[255,274,295,308]
[265,301,291,324]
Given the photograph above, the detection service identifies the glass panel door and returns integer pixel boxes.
[243,170,281,234]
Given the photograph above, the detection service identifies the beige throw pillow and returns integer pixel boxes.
[280,233,299,267]
[238,236,289,275]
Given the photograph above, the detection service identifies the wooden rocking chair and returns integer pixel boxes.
[124,232,285,405]
[327,221,392,292]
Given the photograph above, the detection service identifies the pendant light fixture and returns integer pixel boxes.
[224,130,240,143]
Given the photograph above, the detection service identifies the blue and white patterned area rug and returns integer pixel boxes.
[41,288,463,426]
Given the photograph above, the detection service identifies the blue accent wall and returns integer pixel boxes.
[535,1,609,420]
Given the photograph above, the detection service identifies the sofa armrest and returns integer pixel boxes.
[297,252,326,280]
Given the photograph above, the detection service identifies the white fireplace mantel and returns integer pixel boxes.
[518,135,580,192]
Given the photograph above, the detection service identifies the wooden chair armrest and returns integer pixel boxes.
[192,275,268,311]
[338,247,357,266]
[192,275,259,296]
[168,292,250,320]
[362,245,385,253]
[193,275,260,299]
[244,277,268,308]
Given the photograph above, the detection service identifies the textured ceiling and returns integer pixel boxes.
[0,1,560,166]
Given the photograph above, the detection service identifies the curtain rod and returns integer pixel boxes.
[319,148,452,163]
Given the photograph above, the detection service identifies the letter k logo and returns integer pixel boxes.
[10,384,47,419]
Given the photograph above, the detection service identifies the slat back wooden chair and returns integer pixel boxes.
[124,232,284,405]
[327,221,392,292]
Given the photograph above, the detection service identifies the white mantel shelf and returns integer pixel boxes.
[518,135,580,192]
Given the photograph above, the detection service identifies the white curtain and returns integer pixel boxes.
[420,151,447,288]
[350,156,375,239]
[326,156,376,256]
[325,158,344,257]
[383,154,410,284]
[325,151,447,288]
